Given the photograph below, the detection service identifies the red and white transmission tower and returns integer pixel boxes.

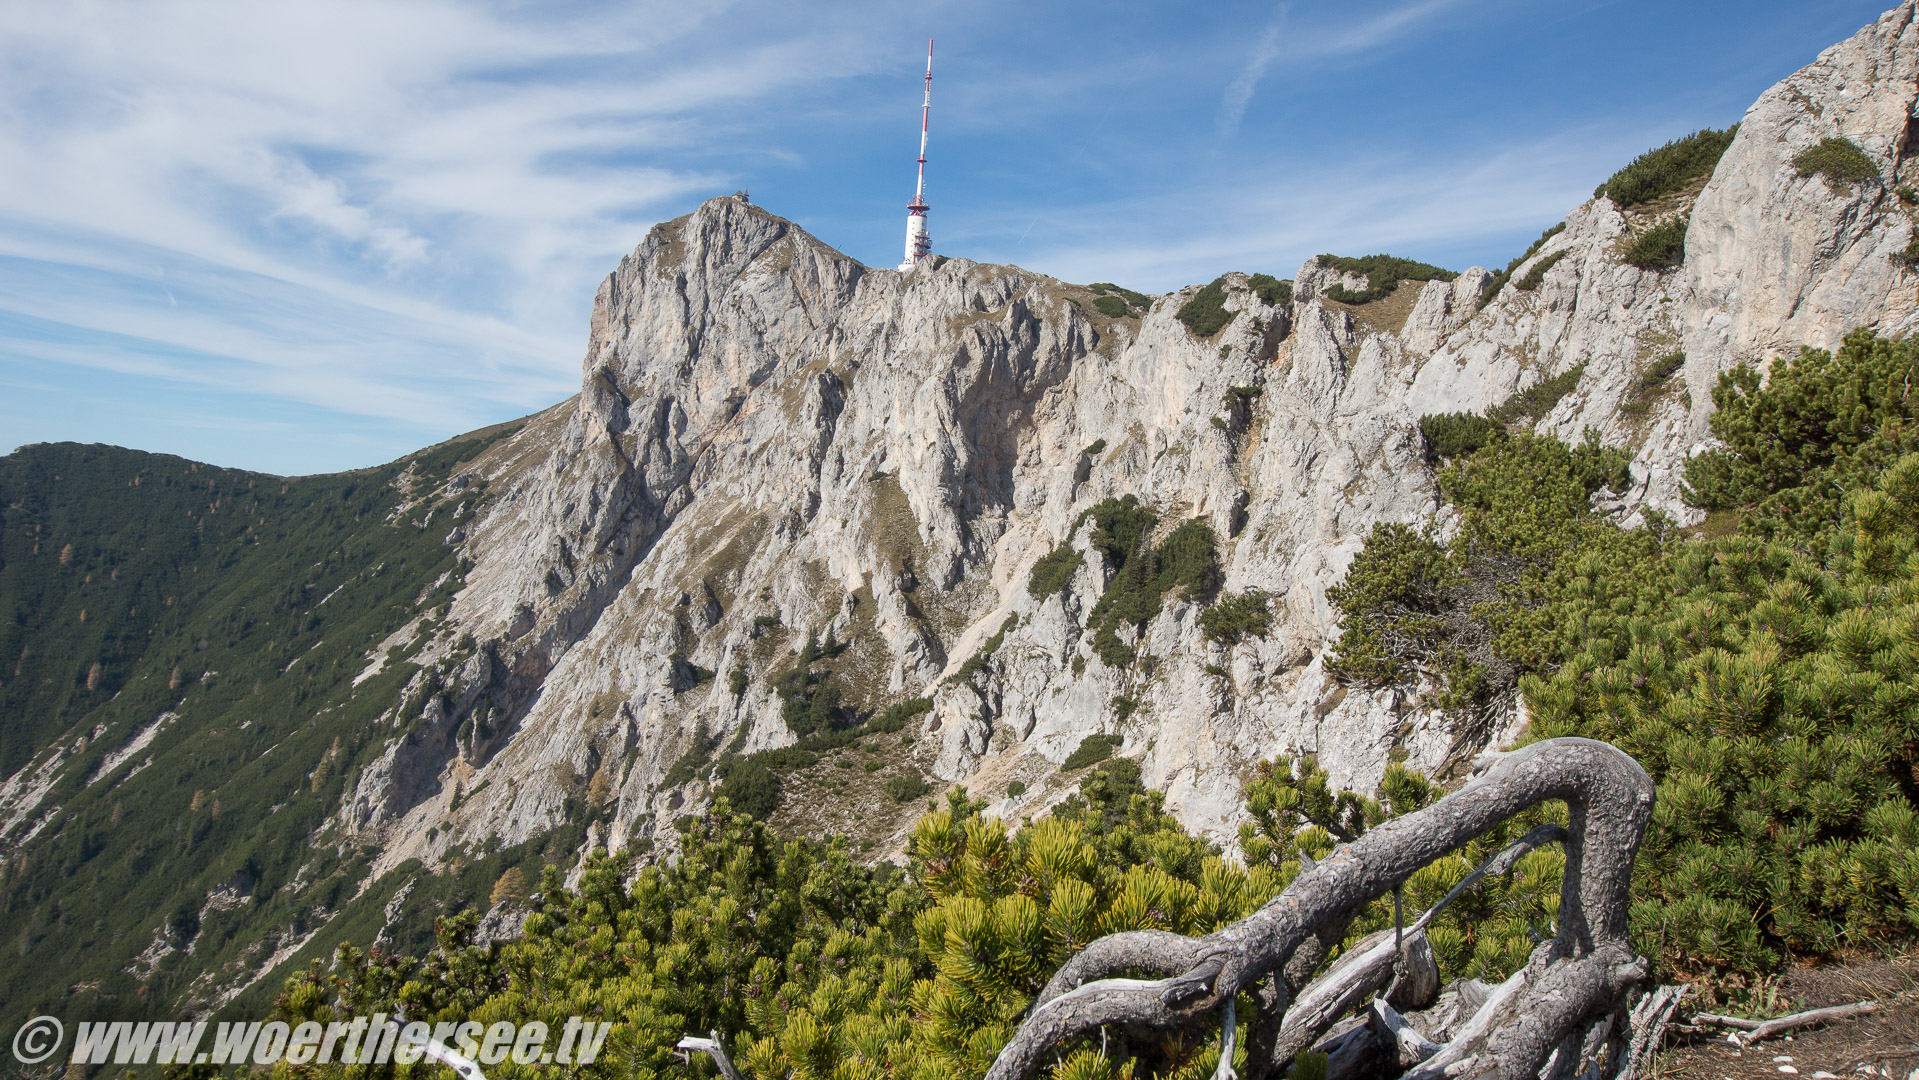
[899,39,934,271]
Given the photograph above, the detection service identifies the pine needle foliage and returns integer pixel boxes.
[1317,254,1457,306]
[1623,216,1689,271]
[279,756,1569,1080]
[1198,589,1273,645]
[1682,328,1919,545]
[0,431,512,1027]
[1335,329,1919,974]
[1513,250,1568,291]
[1479,223,1566,309]
[1027,544,1084,599]
[1793,136,1879,191]
[1174,278,1233,337]
[1246,274,1293,306]
[1594,127,1737,207]
[1419,413,1504,461]
[1485,364,1588,427]
[1082,500,1220,668]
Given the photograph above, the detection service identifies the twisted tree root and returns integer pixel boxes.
[984,738,1656,1080]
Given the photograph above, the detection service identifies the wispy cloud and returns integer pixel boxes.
[1219,6,1288,136]
[0,0,1862,471]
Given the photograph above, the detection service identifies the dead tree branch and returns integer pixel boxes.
[985,737,1656,1080]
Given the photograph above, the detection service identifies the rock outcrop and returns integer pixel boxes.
[340,2,1919,869]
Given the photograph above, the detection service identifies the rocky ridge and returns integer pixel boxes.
[340,2,1919,871]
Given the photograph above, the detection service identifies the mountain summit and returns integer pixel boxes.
[7,1,1919,1027]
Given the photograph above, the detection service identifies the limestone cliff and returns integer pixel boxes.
[339,1,1919,870]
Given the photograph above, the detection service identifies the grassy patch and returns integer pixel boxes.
[1595,127,1737,207]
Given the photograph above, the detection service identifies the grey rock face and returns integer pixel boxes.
[339,3,1919,869]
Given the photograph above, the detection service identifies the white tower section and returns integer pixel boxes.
[899,40,933,271]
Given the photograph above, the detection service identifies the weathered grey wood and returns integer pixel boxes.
[674,1032,744,1080]
[1371,998,1442,1069]
[1732,1002,1876,1046]
[984,738,1656,1080]
[1617,984,1687,1080]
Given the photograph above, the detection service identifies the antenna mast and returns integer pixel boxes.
[899,39,934,271]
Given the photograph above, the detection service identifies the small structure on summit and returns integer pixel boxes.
[899,40,934,272]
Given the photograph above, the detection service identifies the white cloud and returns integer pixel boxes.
[1219,5,1287,137]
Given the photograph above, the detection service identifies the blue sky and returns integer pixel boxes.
[0,0,1896,474]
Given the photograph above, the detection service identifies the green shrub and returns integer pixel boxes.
[1082,438,1107,457]
[1330,332,1919,972]
[1897,234,1919,268]
[1175,278,1233,336]
[1089,282,1150,308]
[1514,250,1568,291]
[1198,588,1273,644]
[1247,273,1293,305]
[868,696,932,734]
[727,667,748,696]
[883,774,931,803]
[1092,294,1130,318]
[1004,780,1025,798]
[1623,216,1688,271]
[661,727,716,789]
[1793,136,1879,191]
[1486,363,1586,427]
[772,633,846,736]
[669,651,715,692]
[1419,412,1504,460]
[752,613,782,630]
[1594,126,1737,207]
[1901,185,1919,205]
[1110,696,1139,721]
[1620,351,1686,417]
[1682,327,1919,541]
[952,613,1019,683]
[1026,543,1083,598]
[1081,500,1222,668]
[1062,733,1121,769]
[714,757,781,819]
[1317,253,1457,305]
[1480,222,1566,308]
